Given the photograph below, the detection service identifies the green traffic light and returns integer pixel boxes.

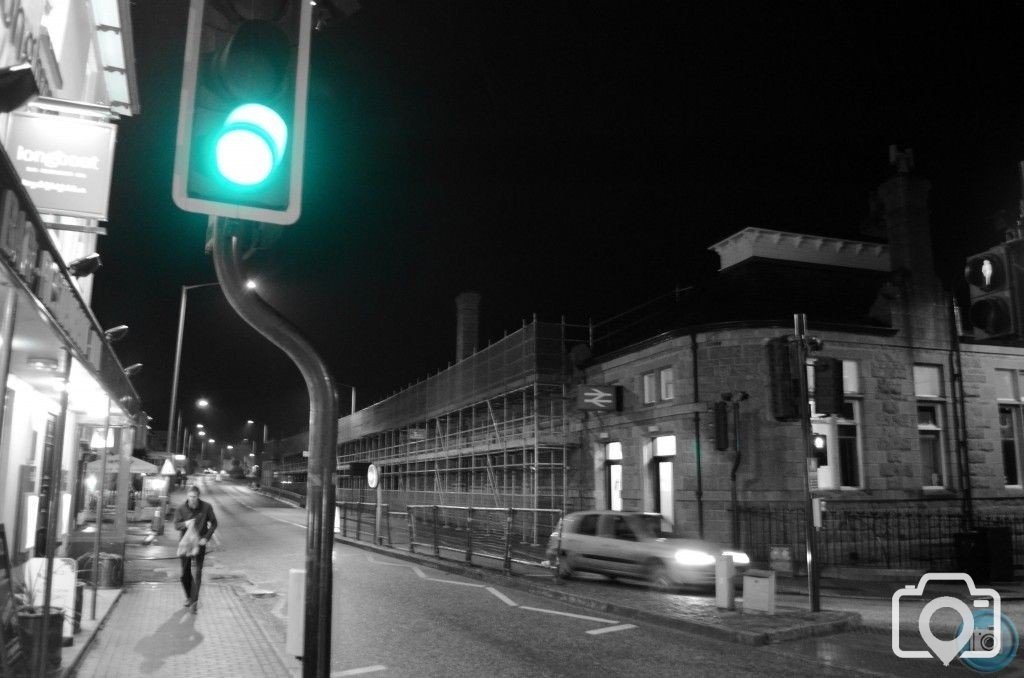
[214,104,288,186]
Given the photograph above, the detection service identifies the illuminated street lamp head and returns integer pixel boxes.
[245,279,257,290]
[196,423,204,429]
[197,398,209,408]
[198,430,206,437]
[246,419,254,424]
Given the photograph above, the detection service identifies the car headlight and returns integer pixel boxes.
[675,549,716,566]
[722,550,750,565]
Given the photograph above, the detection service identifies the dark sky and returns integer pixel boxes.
[90,2,1024,443]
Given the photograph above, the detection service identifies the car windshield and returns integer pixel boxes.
[633,514,673,538]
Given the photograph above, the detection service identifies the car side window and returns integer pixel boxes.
[577,514,598,536]
[612,516,636,541]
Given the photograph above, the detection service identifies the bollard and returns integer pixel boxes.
[286,568,305,658]
[715,555,736,610]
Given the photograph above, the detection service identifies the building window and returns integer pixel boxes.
[915,365,947,488]
[643,435,676,524]
[996,368,1024,486]
[642,372,657,404]
[642,368,674,405]
[810,360,862,488]
[659,368,674,400]
[999,407,1020,486]
[605,442,622,511]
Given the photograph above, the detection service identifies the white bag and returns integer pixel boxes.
[176,523,200,557]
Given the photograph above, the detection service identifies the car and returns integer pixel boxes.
[544,510,750,590]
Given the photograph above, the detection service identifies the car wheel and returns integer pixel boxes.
[556,554,575,580]
[647,561,674,592]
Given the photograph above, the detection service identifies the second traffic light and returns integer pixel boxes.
[964,242,1024,340]
[173,0,312,225]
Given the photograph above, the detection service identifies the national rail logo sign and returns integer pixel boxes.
[576,385,622,412]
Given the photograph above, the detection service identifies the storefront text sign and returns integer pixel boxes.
[6,112,117,220]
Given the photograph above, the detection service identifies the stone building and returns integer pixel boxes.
[296,150,1023,573]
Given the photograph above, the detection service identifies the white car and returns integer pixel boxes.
[545,511,750,590]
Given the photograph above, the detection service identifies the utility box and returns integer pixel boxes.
[742,569,776,614]
[286,568,305,658]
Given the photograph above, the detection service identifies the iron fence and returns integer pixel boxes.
[737,504,1024,573]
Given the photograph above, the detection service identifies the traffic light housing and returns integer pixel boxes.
[713,401,729,451]
[767,336,801,421]
[964,242,1024,340]
[173,0,312,225]
[813,357,844,415]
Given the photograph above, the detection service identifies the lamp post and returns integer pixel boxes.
[166,282,219,460]
[338,383,356,415]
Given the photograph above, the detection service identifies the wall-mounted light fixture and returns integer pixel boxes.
[68,253,102,278]
[123,363,143,377]
[104,325,129,342]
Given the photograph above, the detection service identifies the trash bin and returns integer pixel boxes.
[97,553,123,588]
[17,606,63,675]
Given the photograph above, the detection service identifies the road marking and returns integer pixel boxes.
[586,623,637,635]
[332,666,387,676]
[486,587,518,606]
[518,606,617,624]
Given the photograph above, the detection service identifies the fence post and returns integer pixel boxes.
[433,505,440,558]
[342,502,348,538]
[408,509,415,554]
[385,504,392,547]
[356,501,363,541]
[504,508,514,572]
[466,507,474,563]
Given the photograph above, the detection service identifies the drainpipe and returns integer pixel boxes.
[691,334,704,539]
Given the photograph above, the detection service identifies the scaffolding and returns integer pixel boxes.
[336,319,587,516]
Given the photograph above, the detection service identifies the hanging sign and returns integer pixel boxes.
[6,112,117,220]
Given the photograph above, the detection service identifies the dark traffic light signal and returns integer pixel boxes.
[813,357,844,415]
[964,243,1023,340]
[713,401,729,451]
[173,0,312,225]
[767,336,801,421]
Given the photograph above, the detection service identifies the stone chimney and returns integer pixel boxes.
[876,145,950,346]
[455,292,482,362]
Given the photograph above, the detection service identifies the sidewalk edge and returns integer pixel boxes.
[61,587,126,678]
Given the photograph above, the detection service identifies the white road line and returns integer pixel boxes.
[586,624,637,635]
[486,587,518,606]
[518,606,617,624]
[332,666,387,676]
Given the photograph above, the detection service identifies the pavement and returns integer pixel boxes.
[48,485,1024,677]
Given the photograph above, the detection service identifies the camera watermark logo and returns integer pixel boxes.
[892,573,1017,672]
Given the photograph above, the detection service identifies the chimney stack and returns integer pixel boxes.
[455,292,482,362]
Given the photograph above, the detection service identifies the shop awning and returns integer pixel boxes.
[84,456,159,474]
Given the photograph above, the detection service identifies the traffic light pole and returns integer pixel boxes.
[211,217,338,678]
[794,313,821,612]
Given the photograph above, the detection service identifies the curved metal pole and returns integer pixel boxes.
[211,217,337,678]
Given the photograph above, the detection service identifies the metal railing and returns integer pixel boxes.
[737,504,1024,572]
[336,501,560,573]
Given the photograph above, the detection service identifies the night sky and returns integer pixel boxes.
[89,2,1024,444]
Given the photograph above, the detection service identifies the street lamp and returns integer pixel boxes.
[167,282,219,459]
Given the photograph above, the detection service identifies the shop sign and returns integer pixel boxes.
[6,112,117,219]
